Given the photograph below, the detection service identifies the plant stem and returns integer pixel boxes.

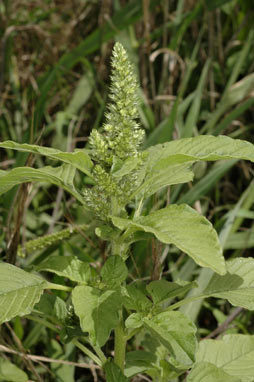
[93,344,107,365]
[25,315,59,332]
[111,197,127,370]
[167,295,203,311]
[46,282,72,292]
[114,310,127,371]
[72,339,102,367]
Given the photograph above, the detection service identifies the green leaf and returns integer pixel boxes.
[0,164,85,204]
[205,0,235,11]
[0,263,46,324]
[187,362,240,382]
[0,141,93,176]
[196,335,254,382]
[224,231,254,249]
[203,258,254,309]
[66,71,95,116]
[112,204,226,275]
[147,280,197,304]
[101,256,128,288]
[133,162,194,198]
[122,283,152,312]
[125,351,157,378]
[125,313,143,329]
[111,156,141,178]
[37,255,91,284]
[34,293,68,323]
[104,360,129,382]
[145,135,254,170]
[0,359,28,382]
[183,59,210,138]
[143,311,197,366]
[72,286,121,347]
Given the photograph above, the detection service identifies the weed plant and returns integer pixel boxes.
[1,41,254,382]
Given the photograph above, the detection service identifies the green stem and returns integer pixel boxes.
[93,345,107,365]
[72,339,102,367]
[114,310,127,371]
[167,295,203,311]
[46,282,72,292]
[111,197,127,370]
[25,315,59,332]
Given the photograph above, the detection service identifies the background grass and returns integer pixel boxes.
[0,0,254,381]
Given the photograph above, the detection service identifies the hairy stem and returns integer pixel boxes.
[114,310,127,371]
[72,339,102,367]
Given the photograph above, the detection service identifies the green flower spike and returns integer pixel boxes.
[84,42,145,220]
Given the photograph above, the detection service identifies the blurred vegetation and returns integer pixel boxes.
[0,0,254,381]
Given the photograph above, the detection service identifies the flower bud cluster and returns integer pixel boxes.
[83,43,145,220]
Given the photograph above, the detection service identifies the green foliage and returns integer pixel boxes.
[0,263,46,324]
[1,39,254,382]
[194,335,254,382]
[0,359,28,382]
[72,286,122,347]
[112,204,226,275]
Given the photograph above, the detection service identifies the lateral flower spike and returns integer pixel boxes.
[89,42,144,165]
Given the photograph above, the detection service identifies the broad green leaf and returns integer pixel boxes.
[37,255,91,284]
[147,280,197,304]
[0,263,46,324]
[196,335,254,382]
[125,313,143,329]
[0,141,93,176]
[111,156,142,177]
[203,258,254,309]
[132,162,194,199]
[112,204,226,275]
[34,293,67,323]
[0,359,28,382]
[0,164,85,204]
[122,283,152,312]
[143,311,197,366]
[187,362,240,382]
[104,361,129,382]
[72,286,121,347]
[145,135,254,170]
[125,351,157,378]
[101,256,128,288]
